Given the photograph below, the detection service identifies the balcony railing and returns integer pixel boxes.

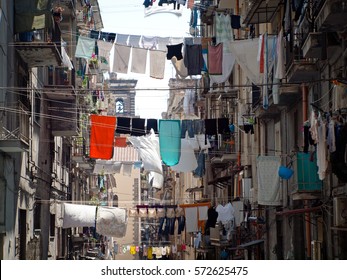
[243,0,281,25]
[285,33,319,83]
[0,103,29,153]
[72,136,89,158]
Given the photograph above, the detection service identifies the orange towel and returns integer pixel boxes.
[90,115,116,159]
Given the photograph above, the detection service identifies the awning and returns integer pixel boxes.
[243,0,282,25]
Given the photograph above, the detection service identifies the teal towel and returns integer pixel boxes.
[159,120,181,166]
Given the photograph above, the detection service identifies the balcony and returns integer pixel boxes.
[15,18,63,67]
[243,0,281,25]
[286,59,319,83]
[0,103,29,153]
[316,0,347,32]
[44,85,75,101]
[277,85,301,106]
[285,37,319,83]
[291,152,322,201]
[15,42,62,68]
[75,0,103,31]
[254,104,280,118]
[49,97,79,136]
[302,32,341,59]
[72,136,89,162]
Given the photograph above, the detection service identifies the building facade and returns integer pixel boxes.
[166,0,347,260]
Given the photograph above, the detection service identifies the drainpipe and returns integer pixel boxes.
[236,0,241,197]
[236,0,240,39]
[302,84,311,259]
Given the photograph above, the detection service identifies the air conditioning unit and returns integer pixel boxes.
[333,197,347,227]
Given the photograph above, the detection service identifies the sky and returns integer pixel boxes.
[97,0,192,119]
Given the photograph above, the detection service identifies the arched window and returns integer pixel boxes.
[115,98,124,114]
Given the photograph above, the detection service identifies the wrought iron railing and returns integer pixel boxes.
[0,102,29,144]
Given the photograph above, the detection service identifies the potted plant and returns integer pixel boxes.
[88,54,99,69]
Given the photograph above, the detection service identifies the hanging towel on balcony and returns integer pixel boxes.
[131,47,147,74]
[256,156,282,206]
[150,50,166,79]
[62,203,96,228]
[75,36,96,59]
[90,115,117,160]
[207,43,223,75]
[159,120,181,166]
[112,44,131,74]
[96,207,127,238]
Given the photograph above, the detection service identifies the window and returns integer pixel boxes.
[34,202,41,230]
[115,98,124,114]
[50,214,55,236]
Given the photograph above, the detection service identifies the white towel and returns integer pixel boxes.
[97,40,113,72]
[256,156,282,206]
[112,44,131,74]
[63,203,96,228]
[185,207,198,233]
[150,50,166,79]
[131,47,147,74]
[96,207,127,238]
